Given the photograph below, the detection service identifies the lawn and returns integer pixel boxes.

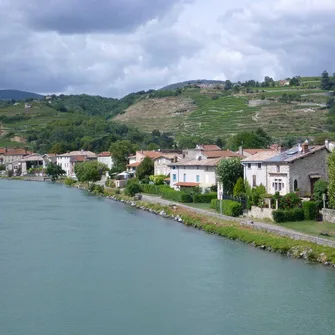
[280,220,335,241]
[185,202,214,211]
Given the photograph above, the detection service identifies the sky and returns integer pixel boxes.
[0,0,334,98]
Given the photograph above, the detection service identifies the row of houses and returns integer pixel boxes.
[1,140,333,197]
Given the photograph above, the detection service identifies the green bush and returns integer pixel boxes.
[313,179,328,209]
[303,201,318,220]
[193,193,217,203]
[125,178,141,197]
[64,177,76,186]
[0,164,6,171]
[273,208,305,223]
[279,192,302,209]
[139,184,192,203]
[210,199,243,217]
[233,177,245,197]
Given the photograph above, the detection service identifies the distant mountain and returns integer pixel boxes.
[0,89,44,101]
[160,79,226,91]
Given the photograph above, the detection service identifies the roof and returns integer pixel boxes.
[127,162,141,167]
[57,150,96,157]
[242,148,275,155]
[203,150,243,159]
[4,149,30,156]
[137,151,162,159]
[20,154,44,161]
[70,155,88,162]
[265,145,328,163]
[152,153,180,160]
[171,157,223,167]
[242,151,279,163]
[202,144,221,151]
[98,152,111,157]
[46,153,56,157]
[174,182,200,187]
[0,148,6,154]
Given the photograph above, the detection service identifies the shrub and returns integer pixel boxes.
[64,177,76,186]
[125,178,141,197]
[88,183,104,195]
[279,192,302,209]
[210,199,243,217]
[139,184,192,203]
[233,177,245,197]
[272,208,305,223]
[7,170,13,177]
[303,201,318,220]
[193,193,217,203]
[0,164,6,171]
[250,185,266,206]
[313,179,328,209]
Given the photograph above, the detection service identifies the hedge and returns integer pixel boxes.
[210,199,243,217]
[193,192,217,203]
[303,201,318,220]
[272,208,305,223]
[140,184,192,203]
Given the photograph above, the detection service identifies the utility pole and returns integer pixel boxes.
[219,191,223,215]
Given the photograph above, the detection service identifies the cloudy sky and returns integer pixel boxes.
[1,0,334,97]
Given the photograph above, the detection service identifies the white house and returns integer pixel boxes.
[169,157,222,191]
[153,154,181,176]
[56,150,97,177]
[242,142,329,196]
[97,152,113,170]
[241,151,279,188]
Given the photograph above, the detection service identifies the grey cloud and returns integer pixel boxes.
[14,0,186,34]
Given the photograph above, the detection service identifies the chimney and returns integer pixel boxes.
[302,140,309,154]
[238,146,243,156]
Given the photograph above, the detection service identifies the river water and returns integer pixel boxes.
[1,180,335,335]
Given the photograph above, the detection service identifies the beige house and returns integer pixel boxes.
[3,149,31,166]
[153,154,181,176]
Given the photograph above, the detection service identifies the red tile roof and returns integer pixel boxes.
[203,150,243,159]
[4,149,30,156]
[70,155,87,162]
[0,148,6,154]
[98,151,111,157]
[175,182,200,187]
[202,144,221,151]
[137,151,162,159]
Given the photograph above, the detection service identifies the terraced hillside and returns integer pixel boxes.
[115,80,330,140]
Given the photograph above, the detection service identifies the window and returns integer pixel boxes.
[172,166,176,170]
[276,165,280,172]
[257,163,262,169]
[294,179,298,191]
[248,163,251,169]
[252,175,256,187]
[196,175,200,182]
[183,174,186,182]
[273,179,284,192]
[172,174,177,182]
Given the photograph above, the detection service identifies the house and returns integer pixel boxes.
[3,149,31,166]
[56,150,97,177]
[203,150,243,159]
[279,80,290,86]
[195,144,222,151]
[19,154,54,175]
[0,148,6,164]
[241,151,279,188]
[242,141,330,196]
[153,154,181,176]
[169,157,223,191]
[97,152,114,170]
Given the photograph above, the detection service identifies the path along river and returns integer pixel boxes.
[1,180,335,335]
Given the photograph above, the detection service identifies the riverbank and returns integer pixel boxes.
[67,183,335,267]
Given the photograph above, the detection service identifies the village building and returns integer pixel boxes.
[97,152,114,170]
[241,141,330,196]
[56,150,97,177]
[3,149,31,166]
[153,154,181,176]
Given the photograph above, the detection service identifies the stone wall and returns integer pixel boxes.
[247,206,274,221]
[322,209,335,224]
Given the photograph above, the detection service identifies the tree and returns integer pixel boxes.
[136,156,154,180]
[216,158,243,195]
[327,151,335,209]
[125,178,141,197]
[109,140,137,172]
[321,70,331,90]
[313,179,328,209]
[233,177,246,197]
[224,80,233,91]
[289,76,300,86]
[226,129,272,151]
[74,160,108,182]
[46,163,65,181]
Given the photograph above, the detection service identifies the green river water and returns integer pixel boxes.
[1,180,335,335]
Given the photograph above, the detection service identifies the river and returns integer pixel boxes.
[1,180,335,335]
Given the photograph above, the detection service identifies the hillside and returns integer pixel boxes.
[160,79,225,91]
[115,76,332,140]
[0,89,44,101]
